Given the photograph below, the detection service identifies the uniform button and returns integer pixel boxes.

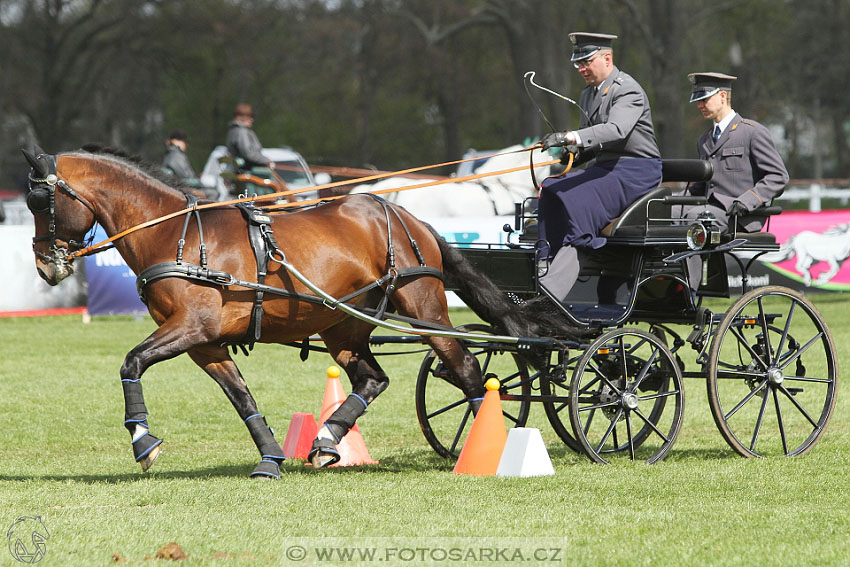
[710,183,715,188]
[710,154,716,158]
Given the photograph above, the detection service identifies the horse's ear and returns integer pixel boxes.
[33,143,47,156]
[21,147,52,178]
[22,148,43,172]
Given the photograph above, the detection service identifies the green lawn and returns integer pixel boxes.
[0,296,848,566]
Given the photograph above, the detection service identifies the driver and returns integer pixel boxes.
[226,103,275,171]
[537,32,662,302]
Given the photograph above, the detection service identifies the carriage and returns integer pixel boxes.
[22,147,837,476]
[396,158,837,464]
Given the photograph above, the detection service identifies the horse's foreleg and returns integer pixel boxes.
[119,323,211,472]
[121,377,163,472]
[119,317,232,472]
[187,346,286,479]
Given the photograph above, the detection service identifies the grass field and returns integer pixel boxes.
[1,296,848,566]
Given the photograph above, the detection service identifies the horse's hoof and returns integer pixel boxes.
[139,444,162,472]
[250,459,282,479]
[133,431,163,472]
[311,453,339,469]
[308,438,341,469]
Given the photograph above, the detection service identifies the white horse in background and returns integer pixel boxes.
[351,145,553,217]
[761,223,850,286]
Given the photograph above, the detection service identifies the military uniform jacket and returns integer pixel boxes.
[689,113,789,222]
[574,66,660,162]
[226,121,271,169]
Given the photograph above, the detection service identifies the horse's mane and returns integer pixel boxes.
[77,144,200,197]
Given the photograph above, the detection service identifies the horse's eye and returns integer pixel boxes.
[26,188,50,213]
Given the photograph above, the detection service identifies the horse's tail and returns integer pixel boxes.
[759,235,796,263]
[427,226,582,347]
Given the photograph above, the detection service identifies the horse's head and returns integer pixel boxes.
[21,146,97,285]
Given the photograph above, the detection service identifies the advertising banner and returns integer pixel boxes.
[752,210,850,291]
[3,208,847,316]
[83,227,148,316]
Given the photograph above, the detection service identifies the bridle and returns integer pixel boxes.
[27,153,98,267]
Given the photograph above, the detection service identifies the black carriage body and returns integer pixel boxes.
[448,159,782,328]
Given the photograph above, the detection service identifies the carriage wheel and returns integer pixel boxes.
[706,286,837,458]
[415,324,532,459]
[568,328,685,464]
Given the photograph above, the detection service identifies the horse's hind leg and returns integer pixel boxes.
[393,284,486,409]
[424,335,486,413]
[187,345,286,479]
[309,319,389,468]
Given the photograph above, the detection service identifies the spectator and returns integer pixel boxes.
[162,129,196,180]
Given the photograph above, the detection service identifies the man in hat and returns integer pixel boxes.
[162,129,196,180]
[535,32,662,303]
[681,72,788,232]
[226,103,275,170]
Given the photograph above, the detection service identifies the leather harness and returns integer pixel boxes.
[136,195,443,354]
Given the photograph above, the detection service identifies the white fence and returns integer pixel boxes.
[777,180,850,212]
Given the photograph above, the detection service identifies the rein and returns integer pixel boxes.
[68,144,552,259]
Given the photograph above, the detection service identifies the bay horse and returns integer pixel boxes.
[22,146,562,478]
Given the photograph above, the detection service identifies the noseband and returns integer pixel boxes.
[27,154,98,265]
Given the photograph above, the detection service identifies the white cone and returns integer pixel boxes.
[496,428,555,477]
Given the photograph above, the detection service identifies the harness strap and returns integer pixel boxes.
[176,194,208,267]
[235,203,276,349]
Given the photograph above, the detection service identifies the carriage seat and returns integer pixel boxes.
[601,159,713,238]
[601,159,780,250]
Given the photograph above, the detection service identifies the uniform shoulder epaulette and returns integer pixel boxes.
[739,118,757,127]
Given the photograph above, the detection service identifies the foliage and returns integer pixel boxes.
[0,0,847,190]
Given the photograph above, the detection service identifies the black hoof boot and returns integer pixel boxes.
[308,438,341,469]
[250,458,283,479]
[132,431,163,472]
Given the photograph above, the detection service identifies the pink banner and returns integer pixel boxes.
[760,209,850,290]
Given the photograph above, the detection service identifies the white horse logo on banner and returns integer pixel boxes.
[762,223,850,286]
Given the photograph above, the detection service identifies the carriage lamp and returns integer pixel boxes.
[686,212,721,250]
[686,222,708,250]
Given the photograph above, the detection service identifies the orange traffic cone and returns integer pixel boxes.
[453,378,508,476]
[282,412,319,459]
[317,366,378,466]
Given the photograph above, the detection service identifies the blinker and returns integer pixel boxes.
[26,187,51,214]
